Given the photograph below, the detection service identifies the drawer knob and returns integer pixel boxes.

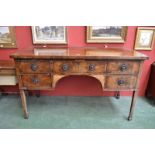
[62,64,69,71]
[31,64,38,71]
[117,79,125,86]
[120,64,127,71]
[89,64,95,71]
[32,77,39,84]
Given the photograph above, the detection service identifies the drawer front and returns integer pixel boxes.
[17,61,51,73]
[107,61,140,74]
[79,61,106,74]
[0,69,15,75]
[21,74,52,89]
[53,61,78,74]
[105,75,137,89]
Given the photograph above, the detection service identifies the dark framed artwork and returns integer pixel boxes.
[0,26,17,48]
[87,26,127,43]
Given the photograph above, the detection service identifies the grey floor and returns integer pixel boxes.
[0,95,155,129]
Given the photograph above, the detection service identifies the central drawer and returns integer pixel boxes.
[53,60,106,74]
[21,74,52,89]
[53,61,79,74]
[17,60,51,74]
[107,60,140,74]
[79,61,106,74]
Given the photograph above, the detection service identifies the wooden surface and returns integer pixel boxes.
[0,60,15,71]
[0,60,15,75]
[0,60,16,86]
[10,47,148,60]
[10,47,148,119]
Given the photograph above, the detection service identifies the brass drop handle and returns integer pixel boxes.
[32,77,39,84]
[120,64,127,71]
[31,63,38,71]
[62,64,69,71]
[89,64,95,71]
[117,79,125,86]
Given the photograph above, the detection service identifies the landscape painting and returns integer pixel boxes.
[0,27,12,43]
[87,26,127,43]
[32,26,67,44]
[92,26,123,37]
[0,26,17,48]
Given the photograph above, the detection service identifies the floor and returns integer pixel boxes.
[0,95,155,129]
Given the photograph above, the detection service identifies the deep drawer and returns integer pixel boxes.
[21,74,52,89]
[105,75,137,90]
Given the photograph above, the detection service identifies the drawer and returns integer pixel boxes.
[107,61,140,74]
[53,61,78,74]
[21,74,52,89]
[17,60,51,74]
[0,69,15,75]
[105,75,137,89]
[79,61,106,74]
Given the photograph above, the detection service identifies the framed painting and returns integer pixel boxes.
[32,26,67,44]
[0,26,17,48]
[86,26,127,43]
[134,27,155,50]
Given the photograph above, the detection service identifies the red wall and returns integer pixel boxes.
[0,26,155,96]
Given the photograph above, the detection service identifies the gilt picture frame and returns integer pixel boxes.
[0,26,17,48]
[86,26,127,43]
[134,27,155,50]
[32,26,67,44]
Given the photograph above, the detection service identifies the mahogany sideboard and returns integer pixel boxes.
[10,47,148,120]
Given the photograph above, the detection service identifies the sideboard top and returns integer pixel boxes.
[10,47,148,60]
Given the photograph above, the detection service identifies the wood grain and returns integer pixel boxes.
[16,60,51,74]
[105,75,137,90]
[53,61,78,74]
[79,61,106,74]
[21,74,52,89]
[107,60,140,75]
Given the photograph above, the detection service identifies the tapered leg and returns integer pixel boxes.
[20,89,29,119]
[115,91,120,99]
[128,90,138,121]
